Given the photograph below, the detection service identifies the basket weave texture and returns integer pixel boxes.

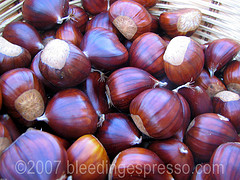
[0,0,240,45]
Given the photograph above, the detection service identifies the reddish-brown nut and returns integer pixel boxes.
[159,8,202,38]
[191,163,212,180]
[210,142,240,180]
[163,36,204,85]
[0,37,31,74]
[194,69,226,98]
[0,68,46,126]
[95,113,142,158]
[37,89,98,139]
[185,113,239,162]
[212,90,240,133]
[148,139,194,180]
[130,88,183,139]
[129,32,167,77]
[39,39,91,88]
[80,27,128,71]
[0,123,12,155]
[82,0,108,15]
[67,134,110,180]
[109,0,152,41]
[205,38,240,76]
[0,129,68,179]
[223,60,240,94]
[109,147,174,179]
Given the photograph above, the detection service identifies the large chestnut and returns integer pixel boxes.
[109,147,174,179]
[95,113,142,158]
[82,0,108,15]
[0,122,12,155]
[210,142,240,180]
[0,68,46,126]
[148,139,194,180]
[0,37,31,74]
[37,88,98,139]
[80,27,128,71]
[2,21,44,57]
[130,88,183,139]
[163,36,204,85]
[39,39,91,88]
[212,90,240,133]
[0,129,68,179]
[185,113,239,162]
[109,0,152,41]
[129,32,167,77]
[67,134,110,179]
[22,0,69,30]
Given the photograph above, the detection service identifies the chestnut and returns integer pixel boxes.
[82,0,108,15]
[194,69,226,98]
[95,113,142,158]
[130,88,183,139]
[159,8,202,38]
[0,129,68,179]
[191,163,212,180]
[205,38,240,76]
[129,32,167,77]
[109,0,152,41]
[148,139,194,180]
[0,122,12,155]
[185,113,239,162]
[56,21,83,47]
[80,27,128,71]
[109,147,174,179]
[210,142,240,180]
[163,36,204,85]
[37,88,98,139]
[67,134,109,179]
[0,37,31,74]
[212,90,240,133]
[22,0,69,30]
[223,60,240,94]
[39,39,91,88]
[0,68,46,126]
[2,21,44,57]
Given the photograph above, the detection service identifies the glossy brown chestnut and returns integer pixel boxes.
[210,142,240,180]
[159,8,202,38]
[129,32,167,76]
[95,113,142,158]
[39,39,91,88]
[0,37,31,74]
[111,0,157,8]
[37,88,98,139]
[80,71,110,116]
[109,147,174,179]
[80,27,128,71]
[130,88,183,139]
[0,68,46,126]
[148,139,194,180]
[2,21,44,57]
[56,21,83,47]
[22,0,69,30]
[163,36,204,85]
[178,85,213,118]
[191,163,212,180]
[194,69,226,98]
[223,60,240,94]
[68,5,89,33]
[106,67,166,111]
[212,90,240,133]
[109,0,152,40]
[0,129,68,179]
[85,11,119,35]
[205,38,240,76]
[67,134,110,180]
[185,113,238,162]
[82,0,108,15]
[0,123,12,155]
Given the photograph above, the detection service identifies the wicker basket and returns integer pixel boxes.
[1,0,240,46]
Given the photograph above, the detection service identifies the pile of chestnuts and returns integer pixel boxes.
[0,0,240,179]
